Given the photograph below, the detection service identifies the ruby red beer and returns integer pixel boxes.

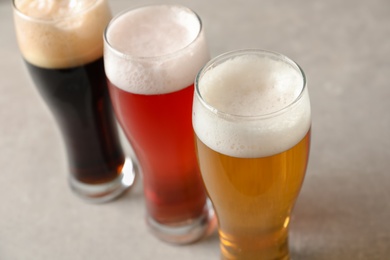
[13,0,136,202]
[104,5,215,243]
[193,50,311,259]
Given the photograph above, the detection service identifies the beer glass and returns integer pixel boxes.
[13,0,136,203]
[193,49,311,259]
[104,5,215,244]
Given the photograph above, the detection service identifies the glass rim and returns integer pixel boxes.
[12,0,101,23]
[195,49,307,120]
[103,4,204,62]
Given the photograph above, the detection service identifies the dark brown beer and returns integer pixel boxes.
[25,58,124,184]
[13,0,134,201]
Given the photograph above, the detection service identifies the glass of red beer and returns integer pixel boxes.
[13,0,137,203]
[104,5,215,243]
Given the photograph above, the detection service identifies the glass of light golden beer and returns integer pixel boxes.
[13,0,137,203]
[104,5,215,244]
[193,49,311,259]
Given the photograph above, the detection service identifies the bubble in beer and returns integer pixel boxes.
[15,0,95,19]
[104,5,209,95]
[14,0,110,68]
[193,52,311,158]
[200,55,303,116]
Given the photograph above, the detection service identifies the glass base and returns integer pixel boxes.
[220,228,290,260]
[147,200,217,245]
[69,158,137,203]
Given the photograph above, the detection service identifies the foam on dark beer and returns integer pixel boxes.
[14,0,110,69]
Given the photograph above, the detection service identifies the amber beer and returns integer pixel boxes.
[104,5,214,243]
[193,50,311,259]
[13,0,135,202]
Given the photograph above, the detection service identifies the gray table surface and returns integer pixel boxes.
[1,0,390,259]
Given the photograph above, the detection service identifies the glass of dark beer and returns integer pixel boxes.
[13,0,137,203]
[193,49,311,259]
[104,5,215,244]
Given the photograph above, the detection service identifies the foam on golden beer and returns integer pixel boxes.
[193,53,311,158]
[14,0,111,68]
[104,5,209,95]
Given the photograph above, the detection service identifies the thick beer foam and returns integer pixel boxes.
[193,53,311,158]
[104,5,209,95]
[14,0,111,68]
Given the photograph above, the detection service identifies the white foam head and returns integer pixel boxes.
[14,0,111,68]
[193,50,311,158]
[104,5,209,95]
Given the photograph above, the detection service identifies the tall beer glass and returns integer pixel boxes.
[193,49,311,259]
[13,0,136,203]
[104,5,215,244]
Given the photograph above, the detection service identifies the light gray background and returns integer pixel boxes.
[1,0,390,259]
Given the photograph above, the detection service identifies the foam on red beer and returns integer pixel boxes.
[14,0,111,68]
[193,53,311,158]
[104,5,209,95]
